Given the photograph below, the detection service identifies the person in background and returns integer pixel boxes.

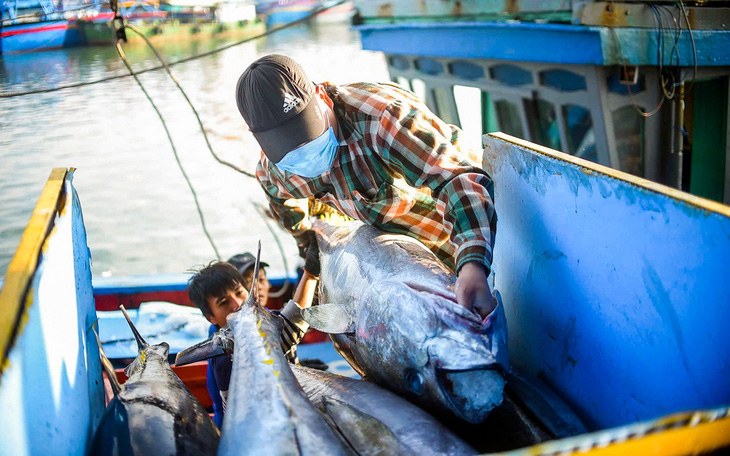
[228,252,272,308]
[235,53,498,320]
[188,253,319,428]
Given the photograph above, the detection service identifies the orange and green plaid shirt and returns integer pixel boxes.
[256,81,497,274]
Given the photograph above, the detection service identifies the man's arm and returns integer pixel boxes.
[374,90,497,316]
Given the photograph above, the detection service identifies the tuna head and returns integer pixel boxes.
[305,282,509,423]
[119,305,174,379]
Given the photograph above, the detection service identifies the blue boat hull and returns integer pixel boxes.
[0,20,83,54]
[256,1,317,25]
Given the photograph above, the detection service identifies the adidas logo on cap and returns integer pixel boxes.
[283,92,301,113]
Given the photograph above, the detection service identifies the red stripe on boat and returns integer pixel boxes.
[1,23,68,38]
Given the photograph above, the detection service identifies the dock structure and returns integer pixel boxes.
[353,0,730,205]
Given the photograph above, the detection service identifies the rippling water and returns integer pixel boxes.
[0,23,389,277]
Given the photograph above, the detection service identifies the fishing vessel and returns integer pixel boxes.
[351,0,730,206]
[0,0,84,54]
[73,0,263,46]
[255,0,318,26]
[2,125,729,453]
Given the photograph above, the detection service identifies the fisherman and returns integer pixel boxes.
[187,254,319,427]
[235,54,498,318]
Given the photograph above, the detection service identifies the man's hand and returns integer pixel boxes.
[456,262,496,319]
[293,230,320,276]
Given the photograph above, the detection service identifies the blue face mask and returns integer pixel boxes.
[275,119,339,178]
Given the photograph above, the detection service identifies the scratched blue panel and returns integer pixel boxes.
[482,135,730,430]
[358,22,605,65]
[357,22,730,66]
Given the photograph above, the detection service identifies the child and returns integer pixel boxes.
[187,261,313,426]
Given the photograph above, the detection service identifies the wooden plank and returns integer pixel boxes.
[0,168,68,378]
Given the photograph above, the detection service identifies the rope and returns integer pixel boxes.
[123,23,256,178]
[116,31,222,260]
[0,0,348,99]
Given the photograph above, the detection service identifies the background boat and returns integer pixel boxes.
[0,0,84,54]
[255,0,317,26]
[72,0,262,46]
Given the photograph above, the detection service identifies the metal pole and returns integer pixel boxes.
[676,82,685,190]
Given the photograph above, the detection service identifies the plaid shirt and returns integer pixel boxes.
[256,82,496,273]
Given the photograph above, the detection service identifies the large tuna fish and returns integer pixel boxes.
[91,306,219,455]
[217,243,349,456]
[292,364,478,455]
[304,220,509,423]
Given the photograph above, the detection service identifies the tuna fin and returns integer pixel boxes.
[175,334,226,366]
[322,397,416,456]
[92,321,122,396]
[302,304,354,334]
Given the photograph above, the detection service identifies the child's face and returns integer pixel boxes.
[242,268,270,308]
[205,283,248,327]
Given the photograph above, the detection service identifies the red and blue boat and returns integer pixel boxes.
[0,0,84,54]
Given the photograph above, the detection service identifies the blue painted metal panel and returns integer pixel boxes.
[92,272,298,295]
[0,172,104,455]
[482,134,730,430]
[356,22,730,66]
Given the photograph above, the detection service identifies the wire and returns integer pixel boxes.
[252,201,292,298]
[124,23,256,178]
[0,0,348,99]
[677,0,697,88]
[115,33,222,260]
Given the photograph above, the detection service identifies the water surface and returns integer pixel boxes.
[0,22,389,278]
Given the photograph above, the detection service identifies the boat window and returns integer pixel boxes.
[431,87,458,125]
[563,104,597,163]
[607,72,645,95]
[415,58,444,76]
[411,78,427,105]
[453,85,483,150]
[613,105,645,176]
[448,61,485,81]
[395,76,412,92]
[540,69,587,92]
[389,55,410,71]
[490,64,533,87]
[494,100,524,139]
[534,100,562,151]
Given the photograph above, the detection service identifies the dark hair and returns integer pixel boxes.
[188,261,243,318]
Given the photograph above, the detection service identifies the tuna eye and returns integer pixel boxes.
[406,370,424,395]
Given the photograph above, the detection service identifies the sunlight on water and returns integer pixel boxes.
[0,23,389,278]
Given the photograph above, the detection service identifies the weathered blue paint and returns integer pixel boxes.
[482,134,730,430]
[92,272,298,295]
[356,22,730,66]
[0,172,104,455]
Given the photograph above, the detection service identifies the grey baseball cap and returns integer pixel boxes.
[235,54,326,163]
[228,252,269,275]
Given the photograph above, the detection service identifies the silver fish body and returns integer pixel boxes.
[218,250,348,456]
[91,342,220,455]
[292,365,478,455]
[305,220,509,423]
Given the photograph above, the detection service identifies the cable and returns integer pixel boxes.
[0,0,348,99]
[252,201,292,298]
[677,0,697,88]
[124,23,256,178]
[115,34,222,260]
